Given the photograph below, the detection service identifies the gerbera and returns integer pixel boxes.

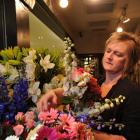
[58,113,75,131]
[71,122,87,139]
[38,108,58,124]
[36,126,57,140]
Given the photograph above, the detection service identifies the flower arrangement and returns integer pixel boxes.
[4,109,94,140]
[1,37,126,140]
[0,47,64,123]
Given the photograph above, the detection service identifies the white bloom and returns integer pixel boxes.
[25,63,36,81]
[70,86,80,95]
[26,124,43,140]
[5,135,19,140]
[8,67,19,82]
[77,80,86,87]
[94,102,101,109]
[28,81,41,103]
[89,108,100,117]
[103,103,110,110]
[43,83,54,93]
[40,55,55,72]
[0,64,6,74]
[99,106,105,113]
[23,50,37,64]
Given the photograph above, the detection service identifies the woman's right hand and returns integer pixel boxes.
[37,88,64,111]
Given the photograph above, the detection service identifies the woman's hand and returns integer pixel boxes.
[37,88,64,111]
[94,131,126,140]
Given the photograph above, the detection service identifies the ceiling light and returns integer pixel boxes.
[120,4,130,23]
[59,0,68,8]
[116,26,123,32]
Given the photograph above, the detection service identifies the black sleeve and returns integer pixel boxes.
[121,86,140,140]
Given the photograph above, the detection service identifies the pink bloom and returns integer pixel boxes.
[15,112,25,121]
[38,112,47,121]
[38,108,58,124]
[25,111,34,121]
[78,68,84,73]
[57,132,71,139]
[71,68,83,81]
[58,113,75,131]
[36,126,57,140]
[71,122,86,140]
[13,124,24,136]
[25,119,35,129]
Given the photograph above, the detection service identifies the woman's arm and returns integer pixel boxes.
[94,131,126,140]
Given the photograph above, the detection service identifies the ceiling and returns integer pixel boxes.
[48,0,140,38]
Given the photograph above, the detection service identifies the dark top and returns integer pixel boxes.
[100,77,140,140]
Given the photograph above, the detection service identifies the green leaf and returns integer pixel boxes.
[61,96,73,105]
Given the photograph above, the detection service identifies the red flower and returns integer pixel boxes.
[88,76,101,95]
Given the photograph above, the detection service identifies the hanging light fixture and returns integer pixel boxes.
[59,0,69,8]
[116,4,130,32]
[120,5,130,24]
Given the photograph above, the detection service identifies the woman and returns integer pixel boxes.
[37,32,140,140]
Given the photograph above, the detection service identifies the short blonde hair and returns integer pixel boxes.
[105,32,140,75]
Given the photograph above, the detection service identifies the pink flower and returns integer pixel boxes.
[71,122,86,140]
[13,124,24,136]
[25,111,34,121]
[38,112,47,121]
[15,112,25,121]
[38,108,58,124]
[57,132,71,139]
[25,119,35,129]
[36,126,57,140]
[58,113,75,131]
[71,68,83,82]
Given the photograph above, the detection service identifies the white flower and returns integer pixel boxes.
[89,108,100,117]
[43,83,54,93]
[40,55,55,72]
[23,50,37,64]
[0,64,6,74]
[70,86,80,95]
[25,63,36,81]
[5,135,19,140]
[26,124,43,140]
[8,67,19,82]
[28,81,41,103]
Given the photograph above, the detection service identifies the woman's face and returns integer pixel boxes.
[102,41,129,74]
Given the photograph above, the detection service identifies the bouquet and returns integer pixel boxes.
[0,47,64,123]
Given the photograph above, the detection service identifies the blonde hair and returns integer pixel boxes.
[105,32,140,76]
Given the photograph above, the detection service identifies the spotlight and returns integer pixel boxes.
[59,0,68,8]
[116,26,123,32]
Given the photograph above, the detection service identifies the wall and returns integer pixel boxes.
[74,31,109,54]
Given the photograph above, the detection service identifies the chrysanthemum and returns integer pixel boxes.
[36,126,57,140]
[5,135,19,140]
